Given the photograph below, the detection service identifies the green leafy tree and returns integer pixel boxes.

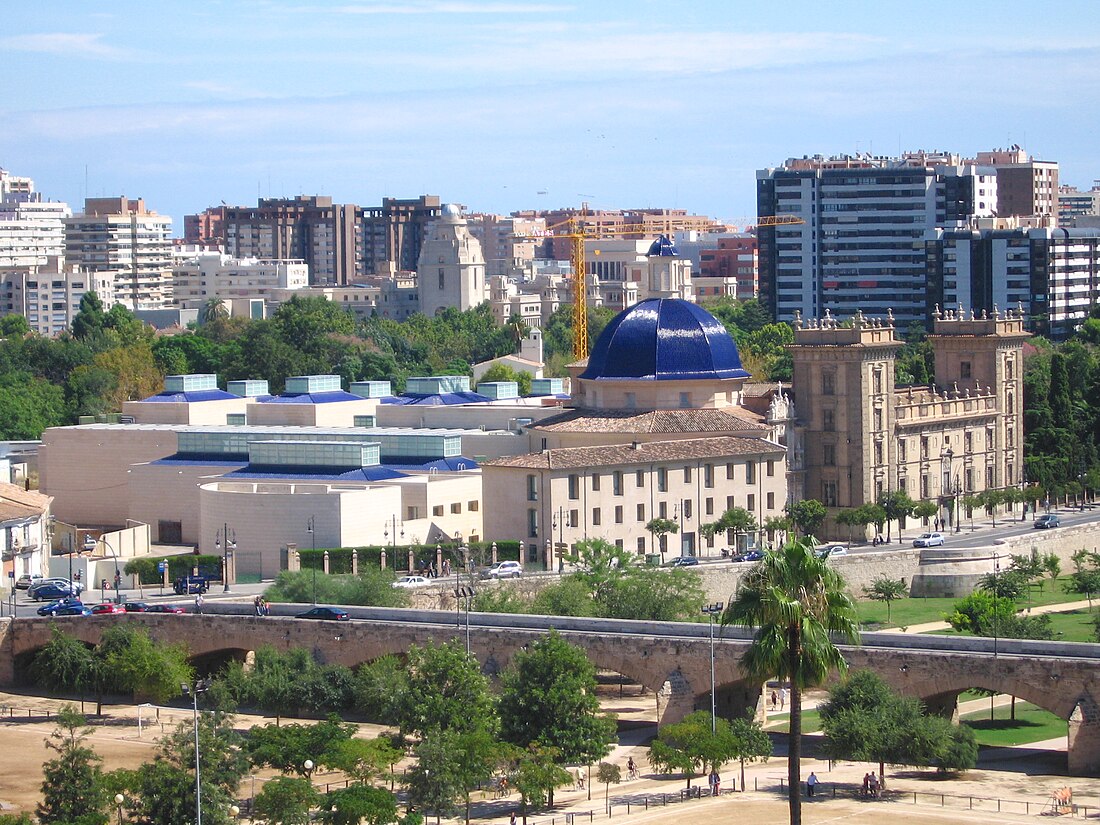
[529,578,597,617]
[394,640,497,739]
[1066,565,1100,610]
[95,625,193,703]
[945,591,1017,636]
[254,776,319,825]
[877,490,914,544]
[404,728,467,825]
[568,538,638,603]
[30,627,97,711]
[510,744,572,825]
[643,518,679,557]
[499,630,616,803]
[912,499,938,528]
[352,655,409,724]
[477,363,533,396]
[596,762,620,813]
[977,569,1029,600]
[0,371,67,439]
[702,506,757,551]
[319,784,406,825]
[722,537,859,825]
[37,706,109,825]
[834,509,863,546]
[246,717,356,776]
[727,716,771,793]
[0,314,30,337]
[599,567,706,622]
[647,711,738,788]
[1042,552,1062,591]
[862,576,908,623]
[201,297,230,324]
[326,736,404,787]
[786,499,827,538]
[263,568,409,608]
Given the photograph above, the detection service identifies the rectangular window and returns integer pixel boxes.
[407,506,420,520]
[592,508,601,526]
[822,408,835,432]
[726,495,734,511]
[921,474,930,498]
[637,537,646,553]
[960,361,971,379]
[615,539,624,549]
[683,500,693,520]
[823,444,835,466]
[746,461,756,484]
[591,473,601,491]
[625,392,636,409]
[898,439,907,462]
[966,468,974,491]
[637,503,645,521]
[766,491,775,510]
[438,269,445,290]
[527,475,538,502]
[822,482,838,507]
[964,431,972,452]
[568,474,579,500]
[433,505,444,516]
[705,497,714,516]
[450,503,461,514]
[704,463,714,488]
[615,505,623,524]
[747,493,755,512]
[613,471,623,495]
[766,460,775,477]
[683,466,692,483]
[528,508,538,537]
[468,500,479,511]
[822,371,835,395]
[657,468,668,492]
[920,437,929,460]
[569,509,579,528]
[659,501,668,518]
[679,392,692,408]
[726,463,735,480]
[636,469,645,487]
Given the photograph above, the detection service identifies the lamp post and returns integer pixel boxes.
[455,585,477,654]
[213,523,235,593]
[992,551,1000,659]
[181,678,210,825]
[701,602,724,734]
[306,516,317,605]
[551,507,565,572]
[303,759,314,780]
[114,793,124,825]
[383,516,404,548]
[84,534,122,604]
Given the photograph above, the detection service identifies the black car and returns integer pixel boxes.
[173,575,212,595]
[123,602,150,612]
[30,582,82,601]
[295,606,350,621]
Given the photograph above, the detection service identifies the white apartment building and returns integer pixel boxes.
[0,257,114,336]
[172,251,309,309]
[65,197,173,311]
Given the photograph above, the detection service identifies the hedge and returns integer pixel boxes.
[124,553,223,585]
[298,540,522,573]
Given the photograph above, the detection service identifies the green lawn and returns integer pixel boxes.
[960,701,1067,747]
[1039,609,1097,642]
[857,576,1082,630]
[764,709,821,735]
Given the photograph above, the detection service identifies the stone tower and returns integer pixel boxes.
[415,203,487,317]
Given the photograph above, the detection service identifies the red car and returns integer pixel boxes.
[90,603,126,615]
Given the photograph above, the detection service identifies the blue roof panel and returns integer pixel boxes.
[258,391,365,404]
[380,391,492,406]
[140,389,240,403]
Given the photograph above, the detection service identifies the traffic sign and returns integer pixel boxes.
[157,562,168,572]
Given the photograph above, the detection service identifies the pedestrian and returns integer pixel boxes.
[575,768,584,790]
[510,813,516,825]
[260,597,269,616]
[194,592,203,614]
[806,772,818,798]
[709,769,720,796]
[862,773,870,797]
[868,773,880,797]
[254,595,262,616]
[779,687,787,710]
[770,689,778,710]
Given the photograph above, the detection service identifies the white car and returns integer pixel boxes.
[392,575,431,589]
[815,544,848,559]
[487,561,523,579]
[912,532,945,547]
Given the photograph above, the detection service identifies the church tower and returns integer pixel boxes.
[416,203,487,316]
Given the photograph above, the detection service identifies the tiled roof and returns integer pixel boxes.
[483,435,784,470]
[527,407,767,434]
[0,483,50,522]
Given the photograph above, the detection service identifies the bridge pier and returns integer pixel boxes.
[0,618,11,687]
[923,690,961,723]
[1068,693,1100,776]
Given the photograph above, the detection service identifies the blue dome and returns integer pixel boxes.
[580,298,751,381]
[646,235,679,257]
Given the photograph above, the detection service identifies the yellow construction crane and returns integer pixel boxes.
[526,213,804,361]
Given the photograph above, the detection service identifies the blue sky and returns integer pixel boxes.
[3,1,1099,231]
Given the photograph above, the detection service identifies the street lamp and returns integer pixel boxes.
[84,534,122,604]
[303,759,314,779]
[306,516,317,605]
[701,602,724,734]
[114,793,124,825]
[454,585,477,654]
[213,524,236,593]
[181,678,211,825]
[383,516,404,548]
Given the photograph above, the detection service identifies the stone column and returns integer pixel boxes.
[323,550,330,575]
[351,549,358,575]
[491,542,498,565]
[286,546,301,573]
[380,549,387,571]
[436,546,444,576]
[545,539,553,571]
[1069,694,1100,775]
[407,549,415,573]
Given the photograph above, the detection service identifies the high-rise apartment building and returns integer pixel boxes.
[183,205,226,250]
[64,197,173,311]
[927,226,1100,340]
[358,195,441,276]
[697,236,758,300]
[757,152,996,327]
[1059,183,1100,225]
[0,257,114,336]
[221,196,358,286]
[171,251,309,309]
[974,147,1059,220]
[0,181,70,269]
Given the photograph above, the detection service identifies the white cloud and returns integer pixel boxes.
[0,32,128,59]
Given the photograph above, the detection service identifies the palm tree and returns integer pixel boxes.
[201,297,229,323]
[722,537,859,825]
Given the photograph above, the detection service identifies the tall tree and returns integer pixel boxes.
[37,707,109,825]
[786,499,827,538]
[498,630,616,803]
[393,640,497,739]
[722,537,859,825]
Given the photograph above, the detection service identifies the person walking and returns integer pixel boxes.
[709,769,720,796]
[779,687,788,711]
[770,689,778,710]
[194,592,203,614]
[806,772,819,798]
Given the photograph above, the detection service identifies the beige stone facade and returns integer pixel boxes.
[789,306,1027,536]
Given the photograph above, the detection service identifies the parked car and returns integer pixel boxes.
[172,575,212,595]
[295,606,350,621]
[816,544,848,559]
[731,550,765,563]
[1034,514,1061,529]
[30,582,82,602]
[90,602,127,615]
[28,578,79,598]
[144,604,186,614]
[392,575,431,589]
[912,532,946,547]
[15,573,43,590]
[123,602,150,612]
[487,561,523,579]
[668,556,700,567]
[37,599,88,617]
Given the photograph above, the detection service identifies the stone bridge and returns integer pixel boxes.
[3,607,1100,775]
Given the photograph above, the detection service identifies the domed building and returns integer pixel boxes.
[483,298,790,566]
